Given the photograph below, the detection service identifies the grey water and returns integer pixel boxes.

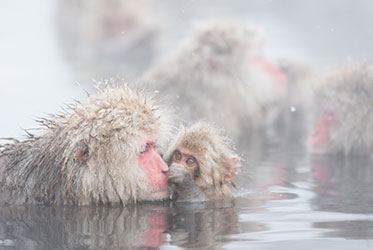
[2,0,373,249]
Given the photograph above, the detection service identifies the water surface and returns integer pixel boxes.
[1,139,372,250]
[1,1,373,249]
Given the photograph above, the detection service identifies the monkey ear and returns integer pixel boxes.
[223,157,238,181]
[73,139,89,165]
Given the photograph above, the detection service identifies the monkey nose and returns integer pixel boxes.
[160,161,169,173]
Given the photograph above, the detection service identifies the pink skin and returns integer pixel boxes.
[311,160,332,196]
[137,140,169,200]
[255,56,288,86]
[105,16,134,37]
[170,147,199,177]
[311,110,336,153]
[140,211,168,248]
[171,147,237,181]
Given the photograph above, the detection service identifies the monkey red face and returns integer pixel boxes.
[311,108,336,152]
[105,15,134,38]
[140,210,168,248]
[170,147,200,178]
[137,140,169,200]
[255,56,288,87]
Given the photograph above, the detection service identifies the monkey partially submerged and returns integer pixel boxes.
[0,86,171,205]
[165,123,240,202]
[311,63,373,156]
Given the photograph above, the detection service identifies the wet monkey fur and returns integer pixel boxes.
[311,63,373,156]
[140,21,286,142]
[165,123,240,201]
[0,86,171,205]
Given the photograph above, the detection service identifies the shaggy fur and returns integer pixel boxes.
[164,122,240,198]
[140,21,285,141]
[0,85,171,205]
[316,63,373,155]
[56,0,160,82]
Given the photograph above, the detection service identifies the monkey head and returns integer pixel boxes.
[57,0,160,57]
[311,63,373,155]
[190,21,264,72]
[64,86,172,204]
[0,86,172,205]
[192,21,286,85]
[140,21,287,141]
[164,122,240,198]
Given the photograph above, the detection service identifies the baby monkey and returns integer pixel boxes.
[165,122,240,202]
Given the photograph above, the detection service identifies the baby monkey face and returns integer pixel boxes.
[170,148,200,179]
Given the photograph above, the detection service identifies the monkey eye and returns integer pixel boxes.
[186,157,198,168]
[323,109,336,124]
[173,151,182,162]
[139,142,153,155]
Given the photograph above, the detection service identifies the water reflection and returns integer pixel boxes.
[314,220,373,240]
[2,0,373,249]
[167,199,260,249]
[167,200,236,248]
[311,155,373,240]
[311,155,373,214]
[225,136,373,246]
[0,204,169,249]
[0,200,252,249]
[1,143,373,249]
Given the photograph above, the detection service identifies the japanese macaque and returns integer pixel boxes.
[56,0,160,82]
[140,21,287,144]
[164,123,240,201]
[311,63,373,156]
[0,85,172,205]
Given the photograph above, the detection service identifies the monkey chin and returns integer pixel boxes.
[147,189,170,201]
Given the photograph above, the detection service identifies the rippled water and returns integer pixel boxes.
[2,1,373,249]
[1,137,373,250]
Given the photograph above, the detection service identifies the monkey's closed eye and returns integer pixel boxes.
[139,142,153,155]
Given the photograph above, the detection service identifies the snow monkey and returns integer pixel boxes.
[56,0,161,82]
[311,63,373,156]
[165,122,240,201]
[0,86,172,205]
[140,21,287,143]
